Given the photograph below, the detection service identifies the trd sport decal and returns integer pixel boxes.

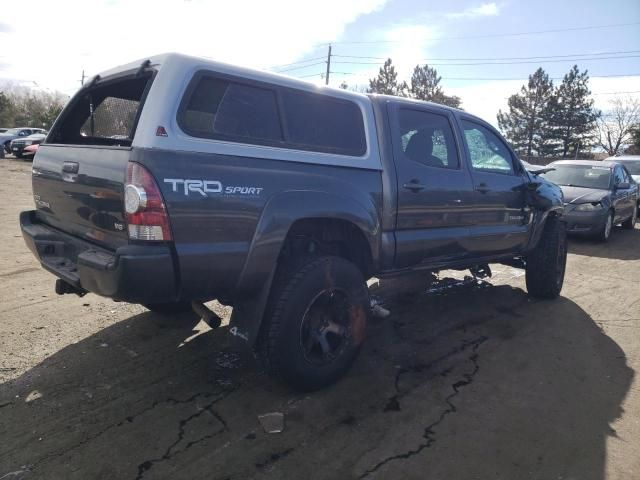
[164,179,263,197]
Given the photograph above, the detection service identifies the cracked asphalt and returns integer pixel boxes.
[0,157,639,480]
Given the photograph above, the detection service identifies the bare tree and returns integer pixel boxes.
[596,96,640,156]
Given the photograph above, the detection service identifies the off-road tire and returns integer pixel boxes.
[258,255,369,391]
[596,210,614,242]
[621,204,637,230]
[525,216,567,300]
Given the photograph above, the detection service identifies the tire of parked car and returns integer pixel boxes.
[258,255,369,391]
[621,205,637,230]
[525,216,567,300]
[597,210,615,242]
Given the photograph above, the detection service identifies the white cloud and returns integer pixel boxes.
[446,2,500,19]
[0,0,387,95]
[381,24,441,78]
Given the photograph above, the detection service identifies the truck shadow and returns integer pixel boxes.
[568,226,640,261]
[0,280,633,480]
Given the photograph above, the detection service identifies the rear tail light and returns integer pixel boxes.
[125,162,172,241]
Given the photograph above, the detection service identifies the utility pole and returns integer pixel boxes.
[325,45,332,86]
[80,70,86,86]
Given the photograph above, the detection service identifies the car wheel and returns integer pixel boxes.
[258,256,369,391]
[525,216,567,300]
[621,204,637,230]
[597,210,614,242]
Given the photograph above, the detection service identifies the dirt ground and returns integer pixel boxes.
[0,156,638,480]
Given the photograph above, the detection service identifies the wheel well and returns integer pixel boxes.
[280,218,374,278]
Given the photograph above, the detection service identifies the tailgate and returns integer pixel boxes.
[32,70,154,250]
[32,145,131,249]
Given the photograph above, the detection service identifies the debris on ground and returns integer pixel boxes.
[370,296,391,318]
[258,412,285,433]
[25,390,42,403]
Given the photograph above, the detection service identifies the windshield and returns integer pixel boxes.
[541,164,612,190]
[618,160,640,175]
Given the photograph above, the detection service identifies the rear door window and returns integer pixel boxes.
[397,108,460,169]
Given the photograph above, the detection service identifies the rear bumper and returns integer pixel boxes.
[20,210,179,303]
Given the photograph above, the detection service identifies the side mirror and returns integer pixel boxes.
[616,182,630,190]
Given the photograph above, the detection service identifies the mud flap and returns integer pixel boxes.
[228,269,275,345]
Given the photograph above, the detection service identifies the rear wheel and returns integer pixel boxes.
[258,256,369,391]
[622,204,637,230]
[525,216,567,300]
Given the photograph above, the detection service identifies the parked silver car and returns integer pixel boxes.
[1,128,47,154]
[607,155,640,185]
[10,133,47,158]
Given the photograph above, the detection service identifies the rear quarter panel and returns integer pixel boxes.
[132,148,383,301]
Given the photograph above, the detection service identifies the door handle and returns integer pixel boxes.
[402,182,426,192]
[475,183,490,194]
[62,161,79,174]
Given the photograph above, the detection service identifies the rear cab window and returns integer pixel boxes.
[48,72,154,147]
[178,71,367,157]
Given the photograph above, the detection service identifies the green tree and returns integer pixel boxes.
[547,65,599,158]
[409,64,461,108]
[0,91,15,126]
[497,68,554,159]
[367,58,408,96]
[628,124,640,154]
[10,90,67,129]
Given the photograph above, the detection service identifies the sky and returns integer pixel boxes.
[0,0,639,126]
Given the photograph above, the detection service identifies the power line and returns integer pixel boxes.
[331,54,640,67]
[270,56,326,70]
[276,61,326,73]
[592,90,640,96]
[332,50,640,62]
[319,21,640,45]
[327,73,640,81]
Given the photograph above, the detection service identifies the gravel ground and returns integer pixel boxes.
[0,156,638,480]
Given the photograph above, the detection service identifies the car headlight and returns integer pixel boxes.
[574,202,603,211]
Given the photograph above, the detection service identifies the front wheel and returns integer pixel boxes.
[621,204,637,230]
[597,211,614,242]
[525,216,567,299]
[258,256,369,391]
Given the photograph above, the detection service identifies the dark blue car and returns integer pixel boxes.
[542,160,638,241]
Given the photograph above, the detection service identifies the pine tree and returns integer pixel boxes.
[367,59,408,97]
[547,65,599,158]
[497,68,554,159]
[409,64,461,108]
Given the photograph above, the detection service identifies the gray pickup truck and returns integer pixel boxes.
[20,53,565,390]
